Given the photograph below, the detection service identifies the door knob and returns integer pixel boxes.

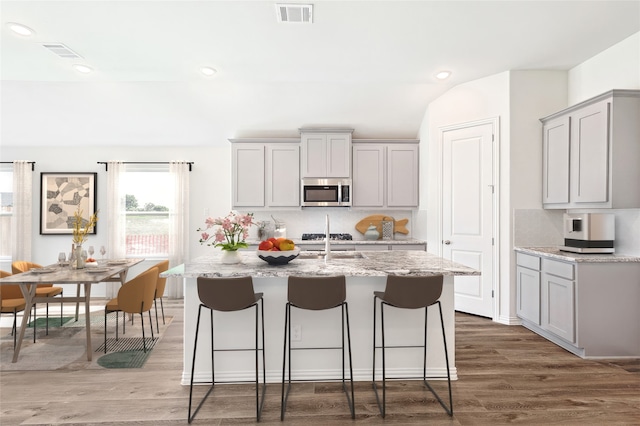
[443,240,451,245]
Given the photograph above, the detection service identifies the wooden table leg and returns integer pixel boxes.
[12,284,37,363]
[75,284,81,321]
[84,283,92,361]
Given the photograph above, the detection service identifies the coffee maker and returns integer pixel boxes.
[560,213,615,254]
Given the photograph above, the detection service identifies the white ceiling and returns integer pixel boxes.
[1,1,639,147]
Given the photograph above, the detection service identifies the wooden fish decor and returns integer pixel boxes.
[354,215,409,236]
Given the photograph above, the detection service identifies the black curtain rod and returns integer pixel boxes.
[97,161,193,171]
[0,161,36,171]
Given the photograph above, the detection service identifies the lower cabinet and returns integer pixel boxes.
[515,250,640,358]
[541,271,575,343]
[516,265,540,325]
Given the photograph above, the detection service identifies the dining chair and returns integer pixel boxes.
[103,267,158,353]
[372,274,452,418]
[146,260,169,333]
[0,270,27,348]
[11,261,64,338]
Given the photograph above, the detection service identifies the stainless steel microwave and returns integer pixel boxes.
[301,178,351,207]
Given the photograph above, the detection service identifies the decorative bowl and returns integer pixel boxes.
[257,247,301,265]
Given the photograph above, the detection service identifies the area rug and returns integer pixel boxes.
[0,311,172,371]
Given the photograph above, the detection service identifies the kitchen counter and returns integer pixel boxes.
[165,250,478,385]
[166,250,477,279]
[515,246,640,263]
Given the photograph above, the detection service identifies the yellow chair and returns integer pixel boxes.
[0,270,27,348]
[11,261,64,338]
[104,267,158,353]
[148,260,169,332]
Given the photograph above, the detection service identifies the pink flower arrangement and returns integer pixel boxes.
[198,211,254,251]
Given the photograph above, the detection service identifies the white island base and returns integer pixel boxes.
[181,275,456,385]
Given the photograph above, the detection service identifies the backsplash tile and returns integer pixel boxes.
[250,209,416,241]
[513,209,564,247]
[514,208,640,255]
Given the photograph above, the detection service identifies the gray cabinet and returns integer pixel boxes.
[300,129,352,178]
[232,143,265,207]
[515,249,640,358]
[231,140,300,208]
[266,144,300,207]
[541,90,640,209]
[541,259,575,343]
[516,253,541,325]
[352,144,384,207]
[352,141,419,208]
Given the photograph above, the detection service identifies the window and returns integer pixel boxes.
[0,165,12,258]
[122,164,172,257]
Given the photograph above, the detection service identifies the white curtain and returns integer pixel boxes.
[11,161,33,261]
[168,161,189,298]
[106,161,126,298]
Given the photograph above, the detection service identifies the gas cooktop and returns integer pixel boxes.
[301,233,353,241]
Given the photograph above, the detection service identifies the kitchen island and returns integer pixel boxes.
[164,250,479,385]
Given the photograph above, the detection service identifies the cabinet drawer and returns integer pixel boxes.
[542,258,574,280]
[516,252,540,270]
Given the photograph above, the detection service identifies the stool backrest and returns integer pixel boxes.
[288,275,346,310]
[382,275,443,309]
[197,276,257,312]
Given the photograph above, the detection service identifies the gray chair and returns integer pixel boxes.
[188,276,266,423]
[281,275,355,420]
[372,274,452,417]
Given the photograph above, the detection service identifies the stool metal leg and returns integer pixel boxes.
[342,302,355,419]
[255,298,267,421]
[281,302,291,421]
[281,302,354,420]
[188,304,214,423]
[420,301,453,416]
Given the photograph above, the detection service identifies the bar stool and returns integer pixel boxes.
[188,276,266,423]
[281,275,355,420]
[372,274,452,417]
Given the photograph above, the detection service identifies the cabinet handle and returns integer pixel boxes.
[443,240,451,245]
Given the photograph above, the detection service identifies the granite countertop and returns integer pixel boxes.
[164,250,479,279]
[515,247,640,263]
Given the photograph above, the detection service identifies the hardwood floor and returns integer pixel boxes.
[1,300,638,425]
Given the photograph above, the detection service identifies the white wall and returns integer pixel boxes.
[569,32,640,104]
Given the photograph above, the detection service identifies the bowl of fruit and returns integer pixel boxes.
[257,238,300,265]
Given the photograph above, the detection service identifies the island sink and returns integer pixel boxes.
[297,251,367,260]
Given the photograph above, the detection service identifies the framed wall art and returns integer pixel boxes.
[40,172,97,235]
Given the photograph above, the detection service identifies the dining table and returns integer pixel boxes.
[0,258,144,363]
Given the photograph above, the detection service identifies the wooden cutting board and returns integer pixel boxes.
[355,215,409,236]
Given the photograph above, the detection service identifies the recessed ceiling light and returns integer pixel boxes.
[435,70,452,80]
[7,22,35,37]
[200,67,217,76]
[72,64,93,74]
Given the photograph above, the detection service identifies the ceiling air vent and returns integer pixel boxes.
[276,4,313,23]
[41,43,83,59]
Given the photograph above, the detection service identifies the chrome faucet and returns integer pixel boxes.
[324,214,331,261]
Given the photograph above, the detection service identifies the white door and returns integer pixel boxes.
[442,121,495,318]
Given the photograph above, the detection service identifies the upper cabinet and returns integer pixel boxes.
[300,129,353,178]
[231,139,300,208]
[541,90,640,209]
[352,141,419,208]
